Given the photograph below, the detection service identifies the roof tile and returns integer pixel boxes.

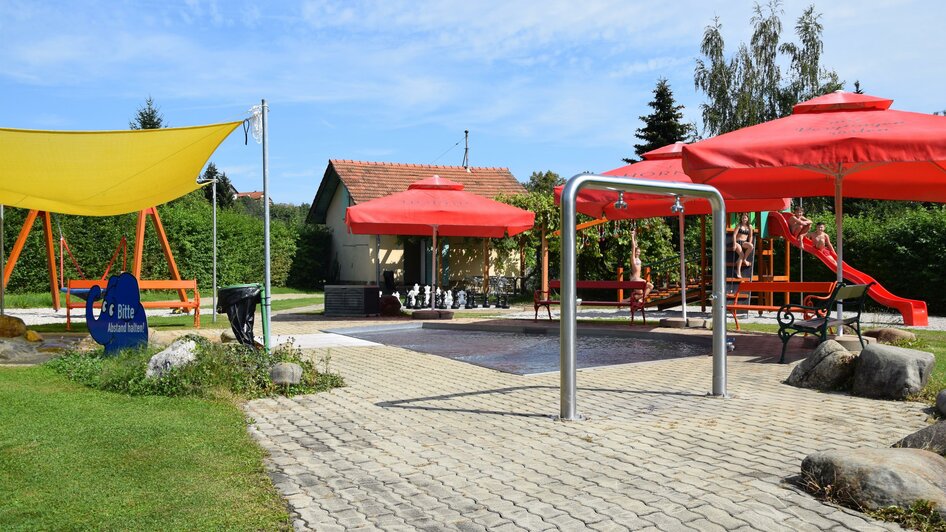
[330,160,525,203]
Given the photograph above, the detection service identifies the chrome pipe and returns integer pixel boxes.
[560,175,728,420]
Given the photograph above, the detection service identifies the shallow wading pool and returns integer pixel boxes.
[338,325,710,375]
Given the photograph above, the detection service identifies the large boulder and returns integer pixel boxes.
[938,390,946,418]
[851,343,934,399]
[0,315,26,338]
[785,340,855,391]
[802,448,946,516]
[146,338,198,379]
[864,328,917,344]
[379,295,402,317]
[269,362,302,385]
[220,328,238,343]
[894,421,946,456]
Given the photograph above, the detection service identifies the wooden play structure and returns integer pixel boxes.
[2,206,193,311]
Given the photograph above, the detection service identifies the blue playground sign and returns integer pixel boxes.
[85,272,148,355]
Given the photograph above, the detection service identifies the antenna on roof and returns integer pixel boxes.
[462,129,470,172]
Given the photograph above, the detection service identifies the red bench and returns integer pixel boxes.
[727,281,835,330]
[66,279,200,330]
[534,280,648,324]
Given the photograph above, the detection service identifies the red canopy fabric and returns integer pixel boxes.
[682,91,946,202]
[556,143,789,219]
[345,175,535,238]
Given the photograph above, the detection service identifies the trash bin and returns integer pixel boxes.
[217,283,263,346]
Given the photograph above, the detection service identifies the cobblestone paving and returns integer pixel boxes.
[246,331,928,531]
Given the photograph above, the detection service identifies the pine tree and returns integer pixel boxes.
[199,162,235,209]
[129,96,165,130]
[627,79,693,163]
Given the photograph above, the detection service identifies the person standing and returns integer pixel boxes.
[733,213,754,279]
[627,228,653,302]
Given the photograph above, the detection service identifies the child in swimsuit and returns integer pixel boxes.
[733,214,754,279]
[626,228,653,302]
[810,222,835,254]
[788,206,813,245]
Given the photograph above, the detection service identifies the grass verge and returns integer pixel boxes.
[0,366,290,530]
[867,501,946,532]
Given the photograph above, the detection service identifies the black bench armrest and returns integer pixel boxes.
[776,303,821,329]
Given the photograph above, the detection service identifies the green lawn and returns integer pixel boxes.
[0,366,289,531]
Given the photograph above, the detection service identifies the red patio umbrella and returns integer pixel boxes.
[345,175,535,308]
[683,91,946,324]
[555,143,789,219]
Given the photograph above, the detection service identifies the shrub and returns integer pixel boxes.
[46,338,344,399]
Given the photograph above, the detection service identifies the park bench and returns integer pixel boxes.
[66,278,201,330]
[534,280,648,324]
[727,281,836,330]
[775,282,872,363]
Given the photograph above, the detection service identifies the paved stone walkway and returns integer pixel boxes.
[246,324,930,531]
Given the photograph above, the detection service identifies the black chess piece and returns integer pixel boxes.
[465,292,475,309]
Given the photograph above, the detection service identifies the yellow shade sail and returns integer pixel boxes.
[0,121,243,216]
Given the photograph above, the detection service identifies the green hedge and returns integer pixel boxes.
[1,192,310,293]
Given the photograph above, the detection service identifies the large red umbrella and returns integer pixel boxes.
[683,91,946,324]
[556,143,789,219]
[345,175,535,307]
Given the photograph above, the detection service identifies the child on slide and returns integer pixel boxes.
[809,222,835,255]
[788,206,813,246]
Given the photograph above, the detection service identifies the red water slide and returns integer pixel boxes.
[768,212,928,326]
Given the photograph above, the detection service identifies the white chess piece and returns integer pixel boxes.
[444,290,453,308]
[407,289,416,308]
[457,290,467,307]
[423,286,431,306]
[393,290,400,301]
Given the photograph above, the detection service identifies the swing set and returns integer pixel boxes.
[2,207,193,312]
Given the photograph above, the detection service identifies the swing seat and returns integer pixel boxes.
[60,287,101,302]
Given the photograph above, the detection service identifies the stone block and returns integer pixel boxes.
[146,338,198,378]
[0,315,26,338]
[801,448,946,516]
[785,340,855,391]
[270,362,303,385]
[851,343,934,399]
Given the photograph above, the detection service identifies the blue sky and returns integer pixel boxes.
[2,0,944,205]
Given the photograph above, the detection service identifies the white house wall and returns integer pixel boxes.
[326,185,404,283]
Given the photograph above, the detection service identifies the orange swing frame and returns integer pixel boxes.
[2,207,188,310]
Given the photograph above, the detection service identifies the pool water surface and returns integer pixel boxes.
[343,328,709,375]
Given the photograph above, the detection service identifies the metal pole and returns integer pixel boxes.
[834,176,844,335]
[1,205,4,316]
[561,175,728,420]
[212,179,217,323]
[261,99,272,352]
[678,211,687,324]
[431,227,438,309]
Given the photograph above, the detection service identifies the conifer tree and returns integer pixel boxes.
[626,79,693,163]
[129,96,165,130]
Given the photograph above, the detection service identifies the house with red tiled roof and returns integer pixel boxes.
[308,159,527,287]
